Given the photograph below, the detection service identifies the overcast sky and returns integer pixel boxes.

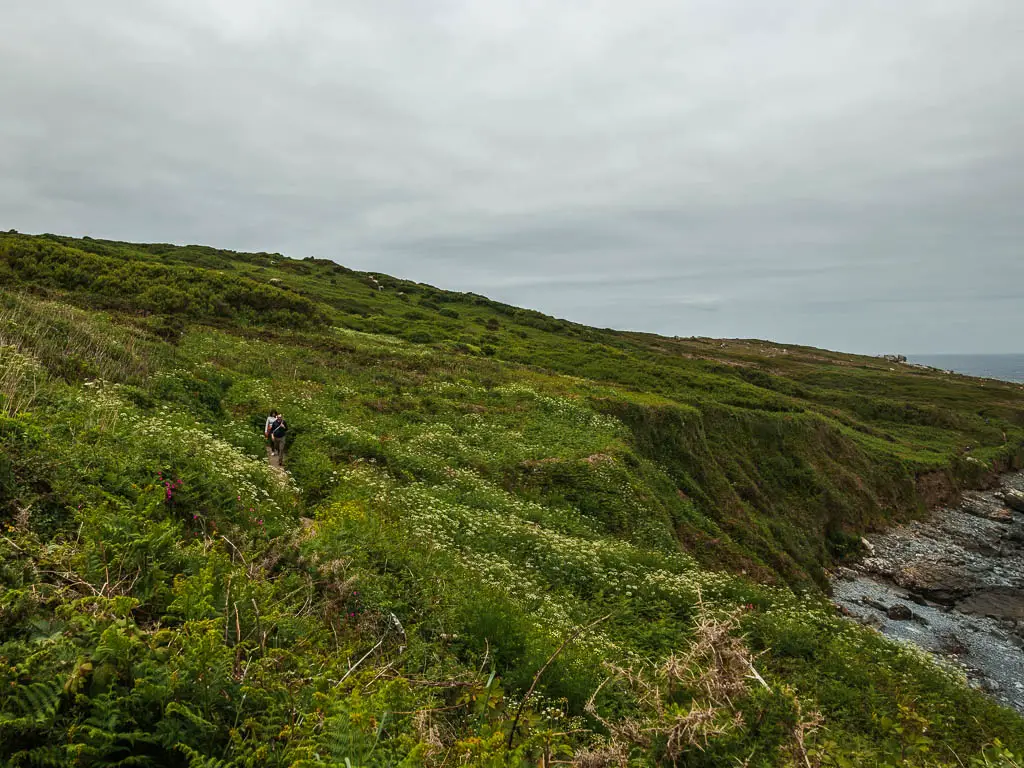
[2,1,1022,354]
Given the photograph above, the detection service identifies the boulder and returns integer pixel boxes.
[1000,489,1024,513]
[961,494,1013,522]
[893,563,978,605]
[861,596,889,613]
[939,634,969,656]
[980,677,1002,694]
[832,566,858,582]
[887,604,914,621]
[956,588,1024,621]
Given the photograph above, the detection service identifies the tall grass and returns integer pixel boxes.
[0,289,154,386]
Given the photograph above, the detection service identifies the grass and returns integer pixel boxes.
[1,230,1023,766]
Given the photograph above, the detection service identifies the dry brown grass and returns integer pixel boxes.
[575,596,828,766]
[579,594,766,765]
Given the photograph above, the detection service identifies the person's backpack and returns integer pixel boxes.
[272,419,287,439]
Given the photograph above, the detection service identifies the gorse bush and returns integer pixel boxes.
[0,234,327,329]
[1,231,1023,766]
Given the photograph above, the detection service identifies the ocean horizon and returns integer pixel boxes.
[909,353,1024,383]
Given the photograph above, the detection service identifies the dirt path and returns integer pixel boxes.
[266,445,287,479]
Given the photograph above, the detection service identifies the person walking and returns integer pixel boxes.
[270,413,288,460]
[265,410,278,443]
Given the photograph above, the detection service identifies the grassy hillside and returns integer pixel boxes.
[2,230,1023,766]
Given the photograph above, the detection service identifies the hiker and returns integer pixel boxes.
[270,413,288,459]
[264,409,278,449]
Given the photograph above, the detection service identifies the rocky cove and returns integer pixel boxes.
[832,472,1024,713]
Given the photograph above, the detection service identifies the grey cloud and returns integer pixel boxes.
[1,0,1022,354]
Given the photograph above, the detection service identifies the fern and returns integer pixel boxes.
[176,743,237,768]
[4,680,61,724]
[64,693,162,767]
[6,743,67,767]
[164,700,218,734]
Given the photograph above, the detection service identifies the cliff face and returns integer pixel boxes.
[2,231,1024,765]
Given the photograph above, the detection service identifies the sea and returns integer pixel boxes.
[909,354,1024,384]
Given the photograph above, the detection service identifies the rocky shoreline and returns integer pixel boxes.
[831,471,1024,713]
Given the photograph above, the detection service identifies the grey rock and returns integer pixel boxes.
[862,596,890,613]
[831,469,1024,714]
[957,589,1024,621]
[962,493,1013,522]
[833,566,858,582]
[893,563,977,605]
[887,604,914,620]
[1001,489,1024,513]
[939,634,969,656]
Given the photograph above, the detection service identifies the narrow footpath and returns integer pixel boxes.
[266,445,287,479]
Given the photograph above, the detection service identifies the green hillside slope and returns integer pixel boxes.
[2,230,1023,766]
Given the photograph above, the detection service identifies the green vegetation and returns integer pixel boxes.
[1,230,1023,766]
